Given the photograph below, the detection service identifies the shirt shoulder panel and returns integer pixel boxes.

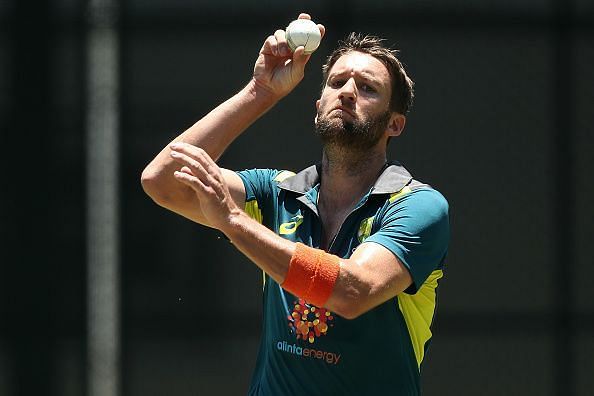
[236,168,284,202]
[364,187,450,293]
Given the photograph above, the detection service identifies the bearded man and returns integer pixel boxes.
[141,13,450,395]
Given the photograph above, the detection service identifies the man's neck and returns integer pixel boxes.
[318,144,388,211]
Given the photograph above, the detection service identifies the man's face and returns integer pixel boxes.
[315,51,394,150]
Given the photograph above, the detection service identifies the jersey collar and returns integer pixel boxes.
[278,161,413,195]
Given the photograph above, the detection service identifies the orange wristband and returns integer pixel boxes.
[281,243,340,307]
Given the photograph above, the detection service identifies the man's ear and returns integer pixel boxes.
[314,100,320,123]
[387,113,406,137]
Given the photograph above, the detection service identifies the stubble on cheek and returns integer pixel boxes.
[315,107,391,151]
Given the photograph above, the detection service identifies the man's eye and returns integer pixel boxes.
[361,84,375,92]
[330,80,344,88]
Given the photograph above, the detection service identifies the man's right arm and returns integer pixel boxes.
[140,80,278,226]
[141,13,324,227]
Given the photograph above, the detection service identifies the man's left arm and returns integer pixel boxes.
[171,145,449,319]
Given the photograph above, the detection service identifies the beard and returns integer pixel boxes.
[315,108,391,152]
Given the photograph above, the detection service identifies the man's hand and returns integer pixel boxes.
[169,142,241,231]
[253,13,325,98]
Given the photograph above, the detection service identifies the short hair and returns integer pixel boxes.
[321,32,415,115]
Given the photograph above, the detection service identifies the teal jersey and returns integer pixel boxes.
[237,162,450,396]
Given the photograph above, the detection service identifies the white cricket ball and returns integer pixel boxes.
[285,19,321,55]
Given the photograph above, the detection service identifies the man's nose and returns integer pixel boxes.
[338,78,357,103]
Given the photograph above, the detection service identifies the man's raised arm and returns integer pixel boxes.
[141,13,325,226]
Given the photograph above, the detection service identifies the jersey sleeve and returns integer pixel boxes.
[364,188,450,294]
[236,169,279,203]
[235,168,283,224]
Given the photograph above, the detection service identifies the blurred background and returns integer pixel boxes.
[1,0,593,395]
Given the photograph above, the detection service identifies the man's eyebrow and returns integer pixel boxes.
[328,70,383,86]
[360,72,383,86]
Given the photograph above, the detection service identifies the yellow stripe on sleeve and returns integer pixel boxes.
[244,199,263,224]
[244,200,265,287]
[397,269,444,369]
[273,170,296,182]
[389,186,412,203]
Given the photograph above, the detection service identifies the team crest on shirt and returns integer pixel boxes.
[357,216,374,243]
[279,215,304,235]
[287,298,334,344]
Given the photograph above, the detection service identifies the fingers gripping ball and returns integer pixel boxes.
[285,19,321,55]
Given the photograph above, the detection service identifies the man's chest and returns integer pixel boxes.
[272,198,383,257]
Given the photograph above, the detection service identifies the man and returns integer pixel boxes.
[142,13,449,395]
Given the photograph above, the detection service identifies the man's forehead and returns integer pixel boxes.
[328,51,390,80]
